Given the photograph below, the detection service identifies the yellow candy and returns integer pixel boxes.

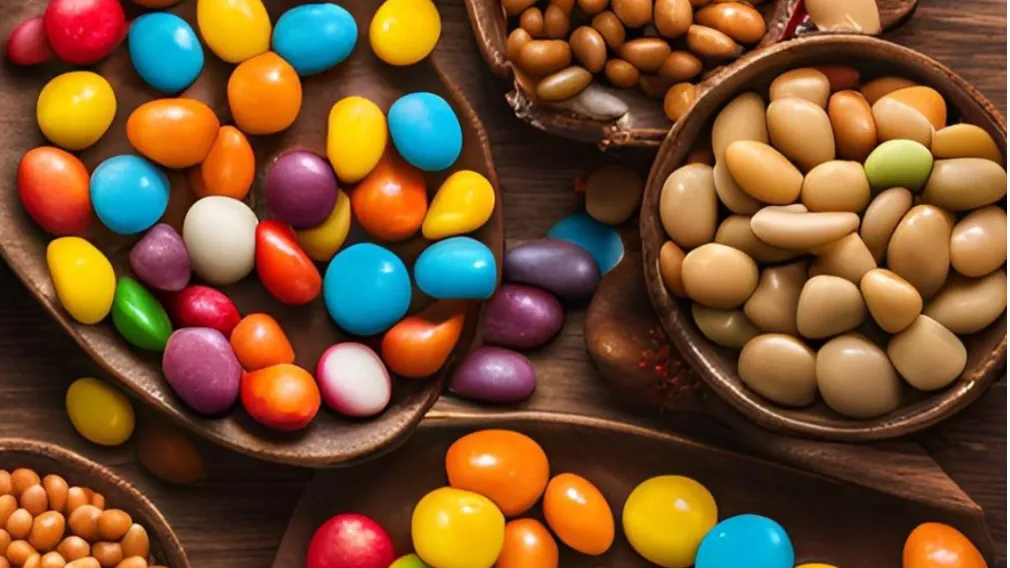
[197,0,271,64]
[295,190,352,261]
[327,97,387,183]
[796,565,839,568]
[422,170,495,240]
[36,71,117,151]
[370,0,441,66]
[622,475,718,568]
[412,487,504,568]
[66,378,135,446]
[47,237,116,325]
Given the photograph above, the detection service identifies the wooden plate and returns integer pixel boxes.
[0,438,189,568]
[464,0,920,148]
[641,34,1007,441]
[270,412,996,567]
[0,0,504,466]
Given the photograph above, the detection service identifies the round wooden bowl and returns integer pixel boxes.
[0,0,503,466]
[0,438,189,568]
[641,34,1007,442]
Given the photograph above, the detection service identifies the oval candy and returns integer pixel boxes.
[47,237,116,324]
[924,271,1007,335]
[412,488,505,568]
[497,519,558,568]
[170,285,241,336]
[903,522,987,568]
[230,313,295,371]
[695,515,794,568]
[863,139,934,191]
[127,98,220,168]
[370,0,441,66]
[724,141,802,204]
[921,158,1008,211]
[197,0,271,64]
[162,328,242,415]
[623,475,717,568]
[738,334,817,407]
[241,364,320,431]
[388,92,462,171]
[681,243,758,310]
[324,243,412,336]
[382,302,465,379]
[423,170,496,240]
[546,213,624,275]
[449,346,536,403]
[255,221,322,305]
[415,237,497,300]
[327,97,388,183]
[543,473,613,556]
[112,277,172,351]
[130,224,191,293]
[317,343,392,417]
[351,151,428,241]
[5,17,51,66]
[817,333,902,419]
[659,164,717,248]
[66,378,134,446]
[37,72,116,151]
[264,150,339,229]
[887,315,967,391]
[273,4,357,75]
[950,206,1007,277]
[445,430,549,517]
[194,126,255,200]
[932,123,1003,163]
[766,97,835,171]
[183,196,258,286]
[796,275,866,339]
[503,239,600,303]
[295,190,352,262]
[17,146,91,236]
[482,284,564,350]
[91,155,170,235]
[44,0,125,66]
[128,13,204,94]
[887,205,954,299]
[828,90,877,161]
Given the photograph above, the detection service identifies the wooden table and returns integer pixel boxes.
[0,1,1005,566]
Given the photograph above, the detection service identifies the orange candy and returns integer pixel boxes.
[230,313,296,371]
[240,364,321,431]
[543,473,614,556]
[381,301,466,378]
[228,52,302,135]
[192,125,255,199]
[884,86,948,130]
[903,522,988,568]
[812,65,860,92]
[351,151,428,241]
[127,98,220,168]
[497,518,559,568]
[445,429,549,517]
[17,146,91,235]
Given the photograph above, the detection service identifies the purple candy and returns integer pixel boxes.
[129,223,191,292]
[503,239,600,304]
[264,150,339,228]
[449,346,536,404]
[482,283,565,350]
[162,327,241,415]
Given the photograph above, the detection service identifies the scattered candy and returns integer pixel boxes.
[351,150,428,241]
[422,170,496,240]
[183,196,258,286]
[388,92,463,171]
[482,283,564,350]
[295,190,352,262]
[370,0,442,66]
[43,0,125,65]
[497,518,558,568]
[65,378,135,446]
[323,243,412,336]
[111,277,173,351]
[47,236,116,325]
[546,212,624,274]
[306,514,396,568]
[449,346,536,404]
[127,98,220,169]
[17,146,91,236]
[327,96,388,184]
[36,71,116,151]
[136,424,206,484]
[503,239,600,304]
[193,125,256,200]
[162,327,242,415]
[129,223,192,292]
[5,17,51,66]
[255,221,322,305]
[584,164,644,226]
[903,522,987,568]
[169,285,241,336]
[414,237,497,300]
[128,13,204,94]
[228,52,303,135]
[90,155,170,235]
[196,0,271,64]
[623,475,718,568]
[381,302,466,378]
[265,150,339,229]
[273,3,357,76]
[695,514,794,568]
[230,313,295,371]
[543,472,614,556]
[316,343,392,417]
[445,430,549,517]
[412,487,505,568]
[241,364,321,431]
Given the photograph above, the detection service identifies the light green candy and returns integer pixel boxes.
[864,139,934,191]
[390,554,429,568]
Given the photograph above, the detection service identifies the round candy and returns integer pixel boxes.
[240,364,320,431]
[228,52,303,135]
[390,554,429,568]
[265,150,339,228]
[388,92,463,171]
[414,237,497,300]
[316,343,392,417]
[306,514,396,568]
[445,429,549,517]
[129,224,191,292]
[422,170,496,240]
[542,473,614,556]
[903,522,986,568]
[497,518,558,568]
[230,313,295,371]
[136,425,206,484]
[183,196,258,285]
[6,17,52,66]
[47,236,116,325]
[370,0,441,66]
[323,243,412,336]
[295,190,352,262]
[412,487,505,568]
[90,155,170,235]
[695,514,794,568]
[162,327,242,415]
[112,277,173,351]
[44,0,125,66]
[255,220,322,305]
[37,71,116,151]
[547,212,624,275]
[127,98,220,168]
[327,96,388,183]
[193,125,256,200]
[17,146,91,235]
[622,475,718,568]
[170,285,241,336]
[128,13,204,94]
[66,378,134,446]
[273,4,357,75]
[196,0,271,64]
[381,302,466,378]
[351,151,427,241]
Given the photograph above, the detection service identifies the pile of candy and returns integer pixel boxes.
[10,0,508,432]
[305,429,989,568]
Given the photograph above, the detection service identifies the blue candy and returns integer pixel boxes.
[696,514,795,568]
[90,155,170,235]
[272,3,358,76]
[546,212,624,274]
[414,237,497,300]
[324,243,412,336]
[388,92,463,172]
[128,13,204,94]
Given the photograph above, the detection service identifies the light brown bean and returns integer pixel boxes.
[506,28,532,63]
[40,552,65,568]
[657,51,702,81]
[67,505,102,542]
[119,525,149,561]
[659,241,688,297]
[10,471,40,500]
[613,0,652,27]
[692,304,759,348]
[604,59,639,88]
[543,4,571,39]
[738,334,817,406]
[536,66,592,101]
[578,0,608,14]
[681,243,759,309]
[517,40,571,76]
[663,82,697,121]
[0,472,11,498]
[28,511,65,552]
[56,537,89,561]
[828,90,877,161]
[797,275,866,339]
[619,38,671,73]
[519,7,545,37]
[20,485,48,517]
[743,261,806,334]
[569,26,607,73]
[694,2,766,43]
[41,477,68,516]
[503,0,538,16]
[654,0,693,38]
[769,68,830,107]
[591,11,626,49]
[685,25,742,58]
[92,542,123,568]
[887,315,966,391]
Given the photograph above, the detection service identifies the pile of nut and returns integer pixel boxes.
[0,468,162,568]
[502,0,768,121]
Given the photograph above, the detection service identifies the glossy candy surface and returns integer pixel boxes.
[323,243,412,336]
[228,52,302,135]
[17,146,91,235]
[47,236,116,325]
[622,475,718,568]
[502,239,600,303]
[422,170,496,240]
[351,151,427,241]
[390,554,429,568]
[273,4,357,75]
[327,96,388,184]
[903,522,987,568]
[449,346,536,403]
[265,150,339,229]
[388,92,463,171]
[183,196,258,285]
[230,313,295,371]
[695,514,794,568]
[193,126,256,200]
[127,98,220,168]
[547,212,624,274]
[197,0,271,64]
[162,327,241,415]
[111,277,172,351]
[411,487,505,568]
[482,283,564,349]
[306,513,396,568]
[241,364,321,431]
[66,378,134,446]
[445,429,549,517]
[169,285,241,336]
[497,518,559,568]
[43,0,125,65]
[90,155,170,235]
[128,13,204,94]
[370,0,442,66]
[295,191,352,262]
[37,72,116,151]
[129,224,191,292]
[255,221,322,305]
[414,237,497,300]
[381,302,466,378]
[5,17,51,66]
[316,343,392,417]
[543,473,614,556]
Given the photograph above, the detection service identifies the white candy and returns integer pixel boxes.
[316,343,392,417]
[183,196,258,285]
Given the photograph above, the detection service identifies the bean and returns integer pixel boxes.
[591,11,626,49]
[654,0,693,38]
[506,28,532,63]
[613,0,652,27]
[685,25,742,59]
[56,537,89,561]
[738,334,817,406]
[619,38,671,73]
[520,7,545,37]
[769,68,830,107]
[41,477,67,515]
[663,82,697,121]
[517,40,571,76]
[536,66,592,101]
[578,0,608,14]
[28,511,65,552]
[543,5,571,39]
[658,51,702,81]
[503,0,537,16]
[569,27,606,73]
[659,241,688,297]
[97,510,131,541]
[604,59,639,88]
[694,2,766,43]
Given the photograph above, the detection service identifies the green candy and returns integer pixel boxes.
[390,554,430,568]
[112,276,172,351]
[864,139,934,191]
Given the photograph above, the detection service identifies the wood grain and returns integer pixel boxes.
[0,0,1004,566]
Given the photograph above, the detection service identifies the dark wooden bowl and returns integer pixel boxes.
[0,0,503,466]
[270,411,996,567]
[0,438,190,568]
[641,34,1007,442]
[465,0,919,148]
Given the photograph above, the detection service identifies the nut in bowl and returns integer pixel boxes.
[641,35,1007,441]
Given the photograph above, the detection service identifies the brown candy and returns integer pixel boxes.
[612,0,653,27]
[578,0,608,14]
[694,2,766,43]
[503,0,537,16]
[654,0,693,38]
[663,82,697,121]
[604,59,639,88]
[591,11,626,49]
[519,7,545,37]
[536,66,593,101]
[517,40,571,76]
[569,27,607,73]
[619,38,672,73]
[658,51,702,81]
[543,5,571,39]
[685,25,743,59]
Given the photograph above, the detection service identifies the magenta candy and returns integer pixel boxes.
[482,283,565,350]
[449,346,536,404]
[306,513,396,568]
[162,327,241,415]
[130,223,191,292]
[43,0,126,66]
[264,150,339,228]
[5,17,52,66]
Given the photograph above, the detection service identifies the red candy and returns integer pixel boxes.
[255,220,322,305]
[306,514,396,568]
[43,0,126,66]
[5,17,52,65]
[170,285,242,335]
[18,146,91,235]
[240,364,320,431]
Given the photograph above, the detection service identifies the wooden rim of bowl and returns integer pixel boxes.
[640,34,1008,442]
[0,438,190,568]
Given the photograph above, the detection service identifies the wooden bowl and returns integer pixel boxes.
[0,0,503,466]
[464,0,919,148]
[270,411,996,567]
[641,34,1007,441]
[0,438,189,568]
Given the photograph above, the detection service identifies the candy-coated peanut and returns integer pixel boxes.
[422,170,495,240]
[193,126,255,199]
[695,514,794,568]
[241,364,321,431]
[623,475,718,568]
[316,343,392,417]
[370,0,442,66]
[255,221,322,305]
[543,473,614,556]
[414,237,498,300]
[65,378,135,446]
[412,487,505,568]
[228,53,302,135]
[36,72,116,151]
[17,147,91,236]
[47,237,116,325]
[264,150,339,229]
[445,430,549,517]
[327,97,387,183]
[382,303,465,378]
[196,0,271,64]
[183,196,258,285]
[295,190,352,262]
[230,313,295,371]
[351,151,428,242]
[163,328,241,415]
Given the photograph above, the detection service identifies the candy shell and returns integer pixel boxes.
[414,237,497,300]
[482,283,564,350]
[695,514,794,568]
[194,125,256,200]
[864,139,934,191]
[44,0,125,65]
[127,98,220,168]
[136,425,206,484]
[131,0,184,7]
[623,475,718,568]
[265,150,339,229]
[316,343,392,417]
[388,92,463,171]
[381,302,466,378]
[497,518,558,568]
[502,239,600,303]
[17,146,91,235]
[162,327,241,415]
[169,285,241,335]
[351,150,428,241]
[183,196,258,286]
[128,13,204,94]
[230,313,295,371]
[47,237,116,325]
[241,364,320,431]
[228,52,303,135]
[546,212,623,274]
[112,277,173,351]
[90,155,170,235]
[295,190,352,262]
[129,224,191,292]
[422,170,496,240]
[5,17,52,66]
[273,4,357,75]
[449,346,536,403]
[306,514,396,568]
[36,71,116,151]
[412,487,505,568]
[255,221,322,305]
[390,554,429,568]
[445,430,549,517]
[323,243,412,336]
[66,378,134,446]
[903,522,987,568]
[543,473,614,556]
[196,0,271,64]
[327,96,388,183]
[370,0,442,66]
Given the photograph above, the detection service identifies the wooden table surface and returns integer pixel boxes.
[0,1,1005,566]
